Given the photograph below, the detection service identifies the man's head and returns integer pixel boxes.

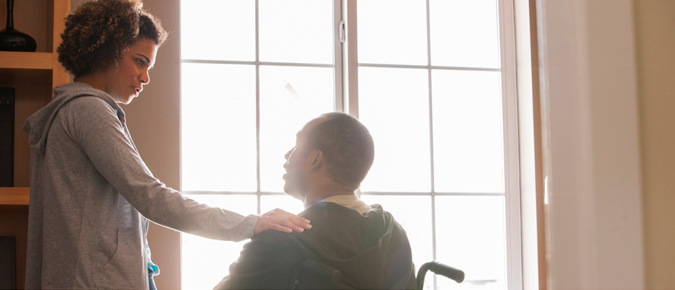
[283,112,375,201]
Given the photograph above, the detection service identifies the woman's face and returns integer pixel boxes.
[103,38,158,104]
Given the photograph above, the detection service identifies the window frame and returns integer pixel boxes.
[179,0,523,289]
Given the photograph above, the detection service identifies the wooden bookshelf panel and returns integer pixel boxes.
[0,188,29,205]
[0,52,53,70]
[0,68,52,87]
[52,0,72,87]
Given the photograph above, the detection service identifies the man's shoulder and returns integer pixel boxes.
[249,227,296,246]
[295,202,368,234]
[299,201,368,220]
[251,202,409,251]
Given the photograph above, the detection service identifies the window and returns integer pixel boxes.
[180,1,520,289]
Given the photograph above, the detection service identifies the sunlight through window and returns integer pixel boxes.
[181,1,517,289]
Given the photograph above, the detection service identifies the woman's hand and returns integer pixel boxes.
[254,208,312,235]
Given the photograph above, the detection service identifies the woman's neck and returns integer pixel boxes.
[74,72,107,92]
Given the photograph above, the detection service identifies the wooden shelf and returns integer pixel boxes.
[0,52,53,70]
[0,187,30,205]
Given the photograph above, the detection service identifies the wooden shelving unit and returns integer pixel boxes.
[0,0,70,203]
[0,1,71,288]
[0,187,29,205]
[0,52,53,70]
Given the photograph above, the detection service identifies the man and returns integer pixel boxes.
[214,112,416,289]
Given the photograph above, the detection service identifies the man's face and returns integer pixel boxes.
[283,118,323,199]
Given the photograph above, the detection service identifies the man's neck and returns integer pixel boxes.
[303,188,355,208]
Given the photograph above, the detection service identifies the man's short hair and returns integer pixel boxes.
[306,112,375,189]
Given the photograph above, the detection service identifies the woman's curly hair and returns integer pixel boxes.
[57,0,167,79]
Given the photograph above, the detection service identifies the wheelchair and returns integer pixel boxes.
[289,260,464,289]
[415,261,464,289]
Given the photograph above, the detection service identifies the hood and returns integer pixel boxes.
[22,82,124,155]
[291,202,415,289]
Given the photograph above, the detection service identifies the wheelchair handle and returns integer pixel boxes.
[416,262,464,289]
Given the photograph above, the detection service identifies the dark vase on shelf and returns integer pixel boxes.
[0,0,37,52]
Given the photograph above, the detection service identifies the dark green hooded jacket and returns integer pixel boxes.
[214,202,416,289]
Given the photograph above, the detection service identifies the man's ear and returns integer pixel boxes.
[308,150,323,170]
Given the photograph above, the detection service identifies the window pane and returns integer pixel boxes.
[435,196,506,290]
[432,70,504,193]
[429,0,500,68]
[181,0,255,61]
[181,63,257,191]
[260,194,305,215]
[259,0,334,64]
[360,195,433,277]
[357,0,428,65]
[259,65,335,192]
[358,67,431,192]
[181,195,258,290]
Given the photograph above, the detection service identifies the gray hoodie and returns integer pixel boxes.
[23,82,257,289]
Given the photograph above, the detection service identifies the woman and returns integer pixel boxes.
[22,1,310,289]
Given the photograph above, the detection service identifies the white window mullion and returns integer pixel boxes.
[333,0,345,112]
[499,0,523,289]
[344,0,359,118]
[255,0,262,215]
[424,0,439,289]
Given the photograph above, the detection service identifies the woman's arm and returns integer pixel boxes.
[68,97,310,240]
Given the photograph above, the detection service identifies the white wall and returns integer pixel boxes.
[126,1,183,288]
[536,0,644,289]
[634,1,675,288]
